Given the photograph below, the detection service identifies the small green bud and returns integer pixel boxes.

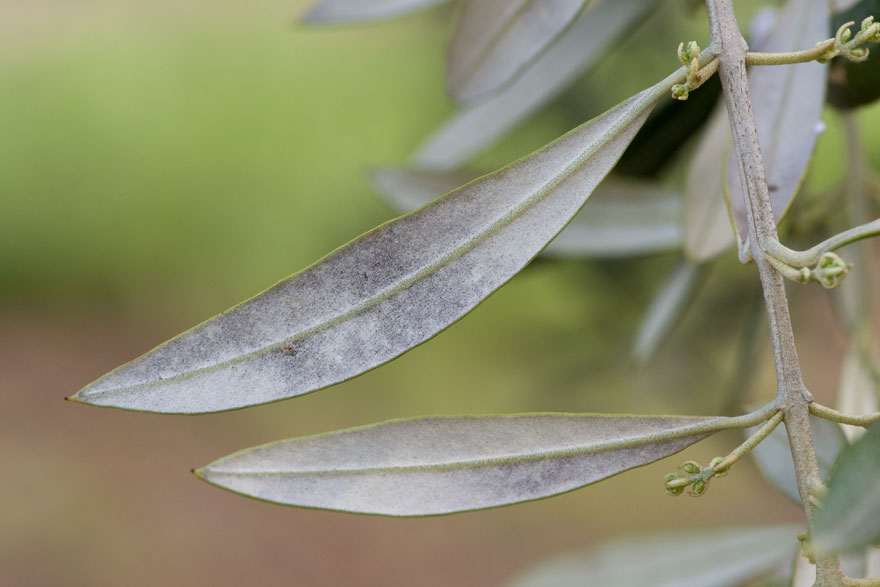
[672,84,689,101]
[849,47,869,62]
[861,16,875,33]
[664,473,685,496]
[689,479,707,496]
[812,252,852,289]
[677,42,687,64]
[666,485,685,496]
[836,21,855,43]
[681,461,701,475]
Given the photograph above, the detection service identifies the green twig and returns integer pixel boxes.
[746,38,835,66]
[809,402,880,427]
[712,411,784,472]
[664,410,782,497]
[764,219,880,268]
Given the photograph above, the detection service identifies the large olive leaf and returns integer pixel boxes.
[447,0,587,103]
[70,87,659,414]
[415,0,654,170]
[300,0,449,23]
[726,0,829,254]
[746,415,846,504]
[196,413,725,516]
[508,525,801,587]
[371,168,682,257]
[814,422,880,553]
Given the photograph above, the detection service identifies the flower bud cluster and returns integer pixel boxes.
[819,17,880,64]
[664,457,728,497]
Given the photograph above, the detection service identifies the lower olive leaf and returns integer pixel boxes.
[300,0,449,23]
[507,524,801,587]
[725,0,829,254]
[195,413,724,516]
[371,168,682,258]
[814,422,880,554]
[70,84,661,413]
[414,0,654,170]
[746,415,846,504]
[447,0,587,103]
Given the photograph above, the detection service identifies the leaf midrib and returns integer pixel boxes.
[207,422,713,477]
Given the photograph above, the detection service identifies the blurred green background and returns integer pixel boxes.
[2,0,879,585]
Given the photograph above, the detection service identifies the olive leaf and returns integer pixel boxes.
[726,0,829,253]
[196,413,725,516]
[682,8,779,263]
[447,0,588,103]
[683,104,735,262]
[813,422,880,553]
[371,168,682,258]
[70,85,661,413]
[415,0,654,170]
[747,415,847,504]
[632,261,705,365]
[300,0,449,23]
[508,525,801,587]
[836,343,880,442]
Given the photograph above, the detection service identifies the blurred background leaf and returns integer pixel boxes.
[508,525,801,587]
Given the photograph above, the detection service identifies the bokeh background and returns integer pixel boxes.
[2,0,879,585]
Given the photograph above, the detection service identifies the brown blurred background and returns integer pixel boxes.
[2,1,879,585]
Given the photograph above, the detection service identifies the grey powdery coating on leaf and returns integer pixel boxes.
[195,413,718,516]
[507,524,801,587]
[300,0,448,23]
[70,89,656,413]
[725,0,828,253]
[447,0,587,103]
[814,422,880,553]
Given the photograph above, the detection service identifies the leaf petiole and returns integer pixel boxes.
[809,402,880,428]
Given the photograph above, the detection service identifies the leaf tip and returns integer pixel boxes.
[66,390,87,405]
